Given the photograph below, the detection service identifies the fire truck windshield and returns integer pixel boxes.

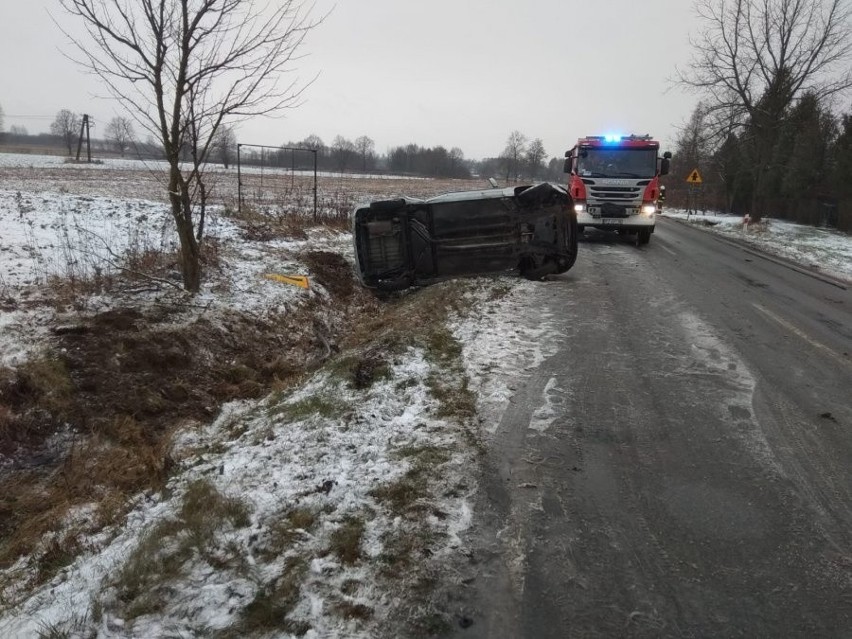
[577,148,657,179]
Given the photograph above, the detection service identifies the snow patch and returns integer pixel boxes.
[452,280,567,435]
[677,310,781,473]
[663,209,852,282]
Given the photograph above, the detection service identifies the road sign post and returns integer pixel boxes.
[685,168,704,217]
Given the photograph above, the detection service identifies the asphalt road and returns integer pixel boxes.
[451,218,852,638]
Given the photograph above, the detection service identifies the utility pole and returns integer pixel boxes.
[75,114,92,162]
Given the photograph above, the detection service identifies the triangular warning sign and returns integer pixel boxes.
[686,168,703,184]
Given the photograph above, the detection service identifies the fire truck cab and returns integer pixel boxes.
[564,134,671,245]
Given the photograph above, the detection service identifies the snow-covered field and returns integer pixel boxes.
[1,153,850,637]
[0,187,328,368]
[0,151,424,180]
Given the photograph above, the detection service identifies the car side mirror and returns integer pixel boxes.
[563,158,571,173]
[660,157,671,176]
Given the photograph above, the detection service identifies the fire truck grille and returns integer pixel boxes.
[589,186,643,201]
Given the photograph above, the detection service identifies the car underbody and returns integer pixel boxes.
[353,182,579,291]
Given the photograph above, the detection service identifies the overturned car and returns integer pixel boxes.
[352,182,578,291]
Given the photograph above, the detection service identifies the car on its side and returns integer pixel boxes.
[352,182,578,291]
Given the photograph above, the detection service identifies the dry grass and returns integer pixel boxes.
[330,599,374,621]
[228,558,310,637]
[268,393,349,422]
[224,191,352,241]
[426,374,477,422]
[35,611,93,639]
[339,280,475,361]
[371,445,453,518]
[327,348,392,390]
[371,471,430,516]
[0,419,178,586]
[2,355,74,424]
[42,217,193,308]
[328,516,366,565]
[254,507,318,562]
[34,532,84,585]
[114,479,251,619]
[377,526,440,578]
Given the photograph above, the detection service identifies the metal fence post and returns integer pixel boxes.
[235,144,317,219]
[313,149,318,222]
[237,144,242,215]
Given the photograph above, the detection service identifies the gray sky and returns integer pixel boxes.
[0,0,701,160]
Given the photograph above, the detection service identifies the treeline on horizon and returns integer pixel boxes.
[0,116,565,183]
[227,131,567,182]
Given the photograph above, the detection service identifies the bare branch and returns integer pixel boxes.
[679,0,852,138]
[58,0,325,292]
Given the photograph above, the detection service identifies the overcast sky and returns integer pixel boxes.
[0,0,701,160]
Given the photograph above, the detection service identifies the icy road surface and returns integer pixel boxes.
[450,218,852,638]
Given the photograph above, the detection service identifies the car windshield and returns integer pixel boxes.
[577,148,657,179]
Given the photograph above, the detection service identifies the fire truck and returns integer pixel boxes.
[563,134,671,245]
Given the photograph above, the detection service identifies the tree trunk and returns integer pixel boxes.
[195,181,207,242]
[169,164,202,292]
[751,164,764,222]
[174,205,201,292]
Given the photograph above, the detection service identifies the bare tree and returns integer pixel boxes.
[301,133,326,157]
[212,124,237,168]
[354,135,375,172]
[331,135,356,172]
[0,103,4,133]
[526,138,547,180]
[10,125,29,136]
[50,109,80,155]
[680,0,852,218]
[449,146,465,176]
[502,130,528,183]
[301,134,324,149]
[105,116,134,157]
[58,0,322,292]
[674,103,711,176]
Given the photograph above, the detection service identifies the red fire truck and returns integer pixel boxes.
[563,134,671,245]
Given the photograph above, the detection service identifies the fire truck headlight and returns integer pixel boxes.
[574,203,586,213]
[641,204,656,216]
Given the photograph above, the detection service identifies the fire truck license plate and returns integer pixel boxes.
[600,218,623,225]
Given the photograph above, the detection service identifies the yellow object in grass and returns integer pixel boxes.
[263,273,310,289]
